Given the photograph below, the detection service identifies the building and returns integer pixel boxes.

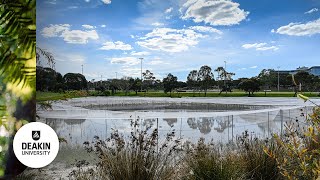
[278,66,320,76]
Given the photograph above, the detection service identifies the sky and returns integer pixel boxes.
[37,0,320,81]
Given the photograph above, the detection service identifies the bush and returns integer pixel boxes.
[184,138,244,180]
[237,131,281,180]
[265,106,320,179]
[69,119,182,179]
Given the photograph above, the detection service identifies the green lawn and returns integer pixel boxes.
[36,90,320,101]
[36,91,88,101]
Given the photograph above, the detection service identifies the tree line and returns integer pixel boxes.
[37,65,320,96]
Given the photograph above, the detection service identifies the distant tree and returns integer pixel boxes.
[142,70,156,92]
[129,78,141,95]
[163,73,178,96]
[63,73,87,90]
[36,67,64,92]
[294,71,319,92]
[198,65,214,97]
[238,78,261,96]
[118,77,131,95]
[153,79,163,90]
[214,66,235,93]
[187,70,199,96]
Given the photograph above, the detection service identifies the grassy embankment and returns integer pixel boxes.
[37,90,320,101]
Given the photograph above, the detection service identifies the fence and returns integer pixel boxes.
[41,106,314,146]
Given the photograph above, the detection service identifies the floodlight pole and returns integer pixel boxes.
[81,64,83,75]
[224,61,227,86]
[277,66,280,92]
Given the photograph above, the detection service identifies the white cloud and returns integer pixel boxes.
[45,0,57,5]
[110,57,139,66]
[242,43,279,51]
[305,8,318,14]
[189,26,223,34]
[41,24,70,37]
[41,24,99,44]
[180,0,249,26]
[68,6,78,9]
[131,51,151,56]
[100,41,133,50]
[147,60,167,65]
[137,28,205,53]
[165,7,173,14]
[273,18,320,36]
[101,0,111,4]
[85,0,90,2]
[55,53,85,63]
[101,24,106,28]
[151,22,164,26]
[250,66,257,69]
[61,30,99,44]
[82,24,96,29]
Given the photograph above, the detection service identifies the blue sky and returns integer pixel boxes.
[37,0,320,81]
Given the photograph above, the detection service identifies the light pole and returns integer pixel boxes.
[115,72,117,79]
[277,66,280,92]
[139,57,144,92]
[224,61,227,86]
[81,64,83,75]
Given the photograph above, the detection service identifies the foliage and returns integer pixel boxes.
[63,73,87,90]
[36,67,64,92]
[129,78,141,95]
[237,131,281,179]
[294,71,320,92]
[0,0,36,177]
[265,98,320,179]
[185,138,244,180]
[185,132,282,180]
[70,118,182,179]
[0,0,36,90]
[215,66,235,91]
[163,73,178,95]
[198,65,214,97]
[187,70,199,96]
[238,78,261,96]
[142,70,156,92]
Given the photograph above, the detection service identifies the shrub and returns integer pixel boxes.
[237,131,281,180]
[265,104,320,179]
[184,138,245,180]
[69,118,182,179]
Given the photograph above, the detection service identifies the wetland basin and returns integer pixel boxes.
[37,97,319,145]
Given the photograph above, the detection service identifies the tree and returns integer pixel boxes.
[163,73,178,96]
[36,67,64,92]
[187,70,199,96]
[198,65,214,97]
[294,71,319,92]
[142,70,156,93]
[63,73,87,90]
[118,77,131,95]
[214,66,235,93]
[238,78,261,96]
[129,78,141,95]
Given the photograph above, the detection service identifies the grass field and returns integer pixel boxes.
[36,90,320,101]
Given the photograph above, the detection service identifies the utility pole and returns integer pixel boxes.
[277,66,280,92]
[139,57,144,92]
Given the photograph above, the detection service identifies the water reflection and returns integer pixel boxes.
[40,107,307,146]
